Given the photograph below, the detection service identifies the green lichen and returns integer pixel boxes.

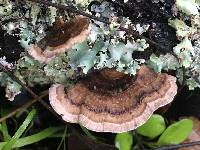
[173,37,194,68]
[186,78,199,90]
[68,37,148,75]
[2,0,200,102]
[0,0,12,17]
[0,72,22,101]
[75,0,96,8]
[148,53,179,72]
[147,0,200,90]
[16,53,74,87]
[176,0,199,15]
[68,1,149,75]
[168,19,196,38]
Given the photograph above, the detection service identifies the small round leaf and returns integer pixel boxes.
[115,132,133,150]
[157,119,193,146]
[136,114,166,139]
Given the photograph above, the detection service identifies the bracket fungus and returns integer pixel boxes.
[49,66,177,133]
[27,15,91,63]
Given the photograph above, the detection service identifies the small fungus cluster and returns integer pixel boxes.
[25,13,178,132]
[3,0,200,132]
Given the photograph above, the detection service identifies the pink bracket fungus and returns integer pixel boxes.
[49,66,177,133]
[27,15,91,63]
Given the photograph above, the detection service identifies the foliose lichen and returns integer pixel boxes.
[1,0,200,101]
[149,0,200,90]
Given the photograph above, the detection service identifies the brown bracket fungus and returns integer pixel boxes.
[27,15,91,63]
[49,66,177,133]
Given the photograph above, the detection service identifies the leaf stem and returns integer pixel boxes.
[155,141,200,150]
[0,91,48,123]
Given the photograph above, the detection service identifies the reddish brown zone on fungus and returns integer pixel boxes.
[27,15,91,63]
[83,69,134,94]
[100,68,126,80]
[49,66,177,132]
[38,16,90,49]
[67,67,168,115]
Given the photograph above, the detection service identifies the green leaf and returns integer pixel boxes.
[0,121,11,142]
[13,127,63,148]
[157,119,193,146]
[2,109,36,150]
[136,114,166,139]
[115,132,133,150]
[57,127,67,150]
[0,106,11,141]
[0,127,63,149]
[80,125,97,141]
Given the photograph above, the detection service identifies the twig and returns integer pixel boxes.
[28,0,171,53]
[155,141,200,150]
[0,64,83,136]
[0,90,48,123]
[120,26,172,52]
[0,65,35,97]
[0,64,56,116]
[0,64,93,147]
[29,0,109,24]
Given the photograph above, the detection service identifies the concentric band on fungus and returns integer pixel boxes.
[27,15,91,63]
[49,66,177,133]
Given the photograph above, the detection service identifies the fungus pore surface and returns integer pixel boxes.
[27,15,91,63]
[49,66,177,133]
